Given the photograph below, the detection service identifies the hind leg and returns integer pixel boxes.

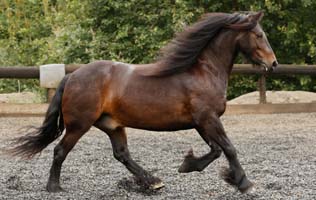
[95,120,164,189]
[46,126,89,192]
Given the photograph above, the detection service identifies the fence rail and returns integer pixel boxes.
[0,64,316,104]
[232,64,316,75]
[0,64,82,79]
[1,64,316,79]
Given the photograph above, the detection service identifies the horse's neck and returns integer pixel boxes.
[199,30,238,79]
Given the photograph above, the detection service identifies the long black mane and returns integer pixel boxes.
[149,13,257,76]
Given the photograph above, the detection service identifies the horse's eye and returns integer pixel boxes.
[256,33,263,38]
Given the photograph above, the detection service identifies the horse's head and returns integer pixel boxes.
[235,12,278,72]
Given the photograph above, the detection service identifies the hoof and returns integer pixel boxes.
[134,175,164,190]
[178,165,189,173]
[178,161,197,173]
[178,159,191,173]
[220,167,254,194]
[46,184,65,193]
[150,181,165,190]
[238,176,254,194]
[178,148,199,173]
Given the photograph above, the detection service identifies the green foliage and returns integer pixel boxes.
[0,0,315,98]
[228,75,259,99]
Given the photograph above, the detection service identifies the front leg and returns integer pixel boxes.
[193,113,253,193]
[178,142,222,173]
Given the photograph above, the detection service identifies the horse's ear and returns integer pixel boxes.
[248,11,264,22]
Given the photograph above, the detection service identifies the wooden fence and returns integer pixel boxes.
[1,64,316,103]
[0,64,316,115]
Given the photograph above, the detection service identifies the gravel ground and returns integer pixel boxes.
[1,113,316,200]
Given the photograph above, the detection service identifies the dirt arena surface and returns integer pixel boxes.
[1,113,316,199]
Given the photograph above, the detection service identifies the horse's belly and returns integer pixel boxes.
[123,118,194,131]
[112,105,194,131]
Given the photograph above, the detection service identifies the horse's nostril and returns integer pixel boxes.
[272,60,278,67]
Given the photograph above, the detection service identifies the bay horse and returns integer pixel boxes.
[11,11,277,193]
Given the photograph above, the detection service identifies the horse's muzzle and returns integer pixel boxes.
[268,60,278,72]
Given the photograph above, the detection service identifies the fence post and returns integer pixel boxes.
[258,75,267,104]
[47,88,56,103]
[40,64,65,103]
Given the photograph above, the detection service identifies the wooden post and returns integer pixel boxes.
[40,64,65,103]
[258,75,267,104]
[47,88,56,103]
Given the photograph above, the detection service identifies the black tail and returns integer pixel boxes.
[10,74,70,158]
